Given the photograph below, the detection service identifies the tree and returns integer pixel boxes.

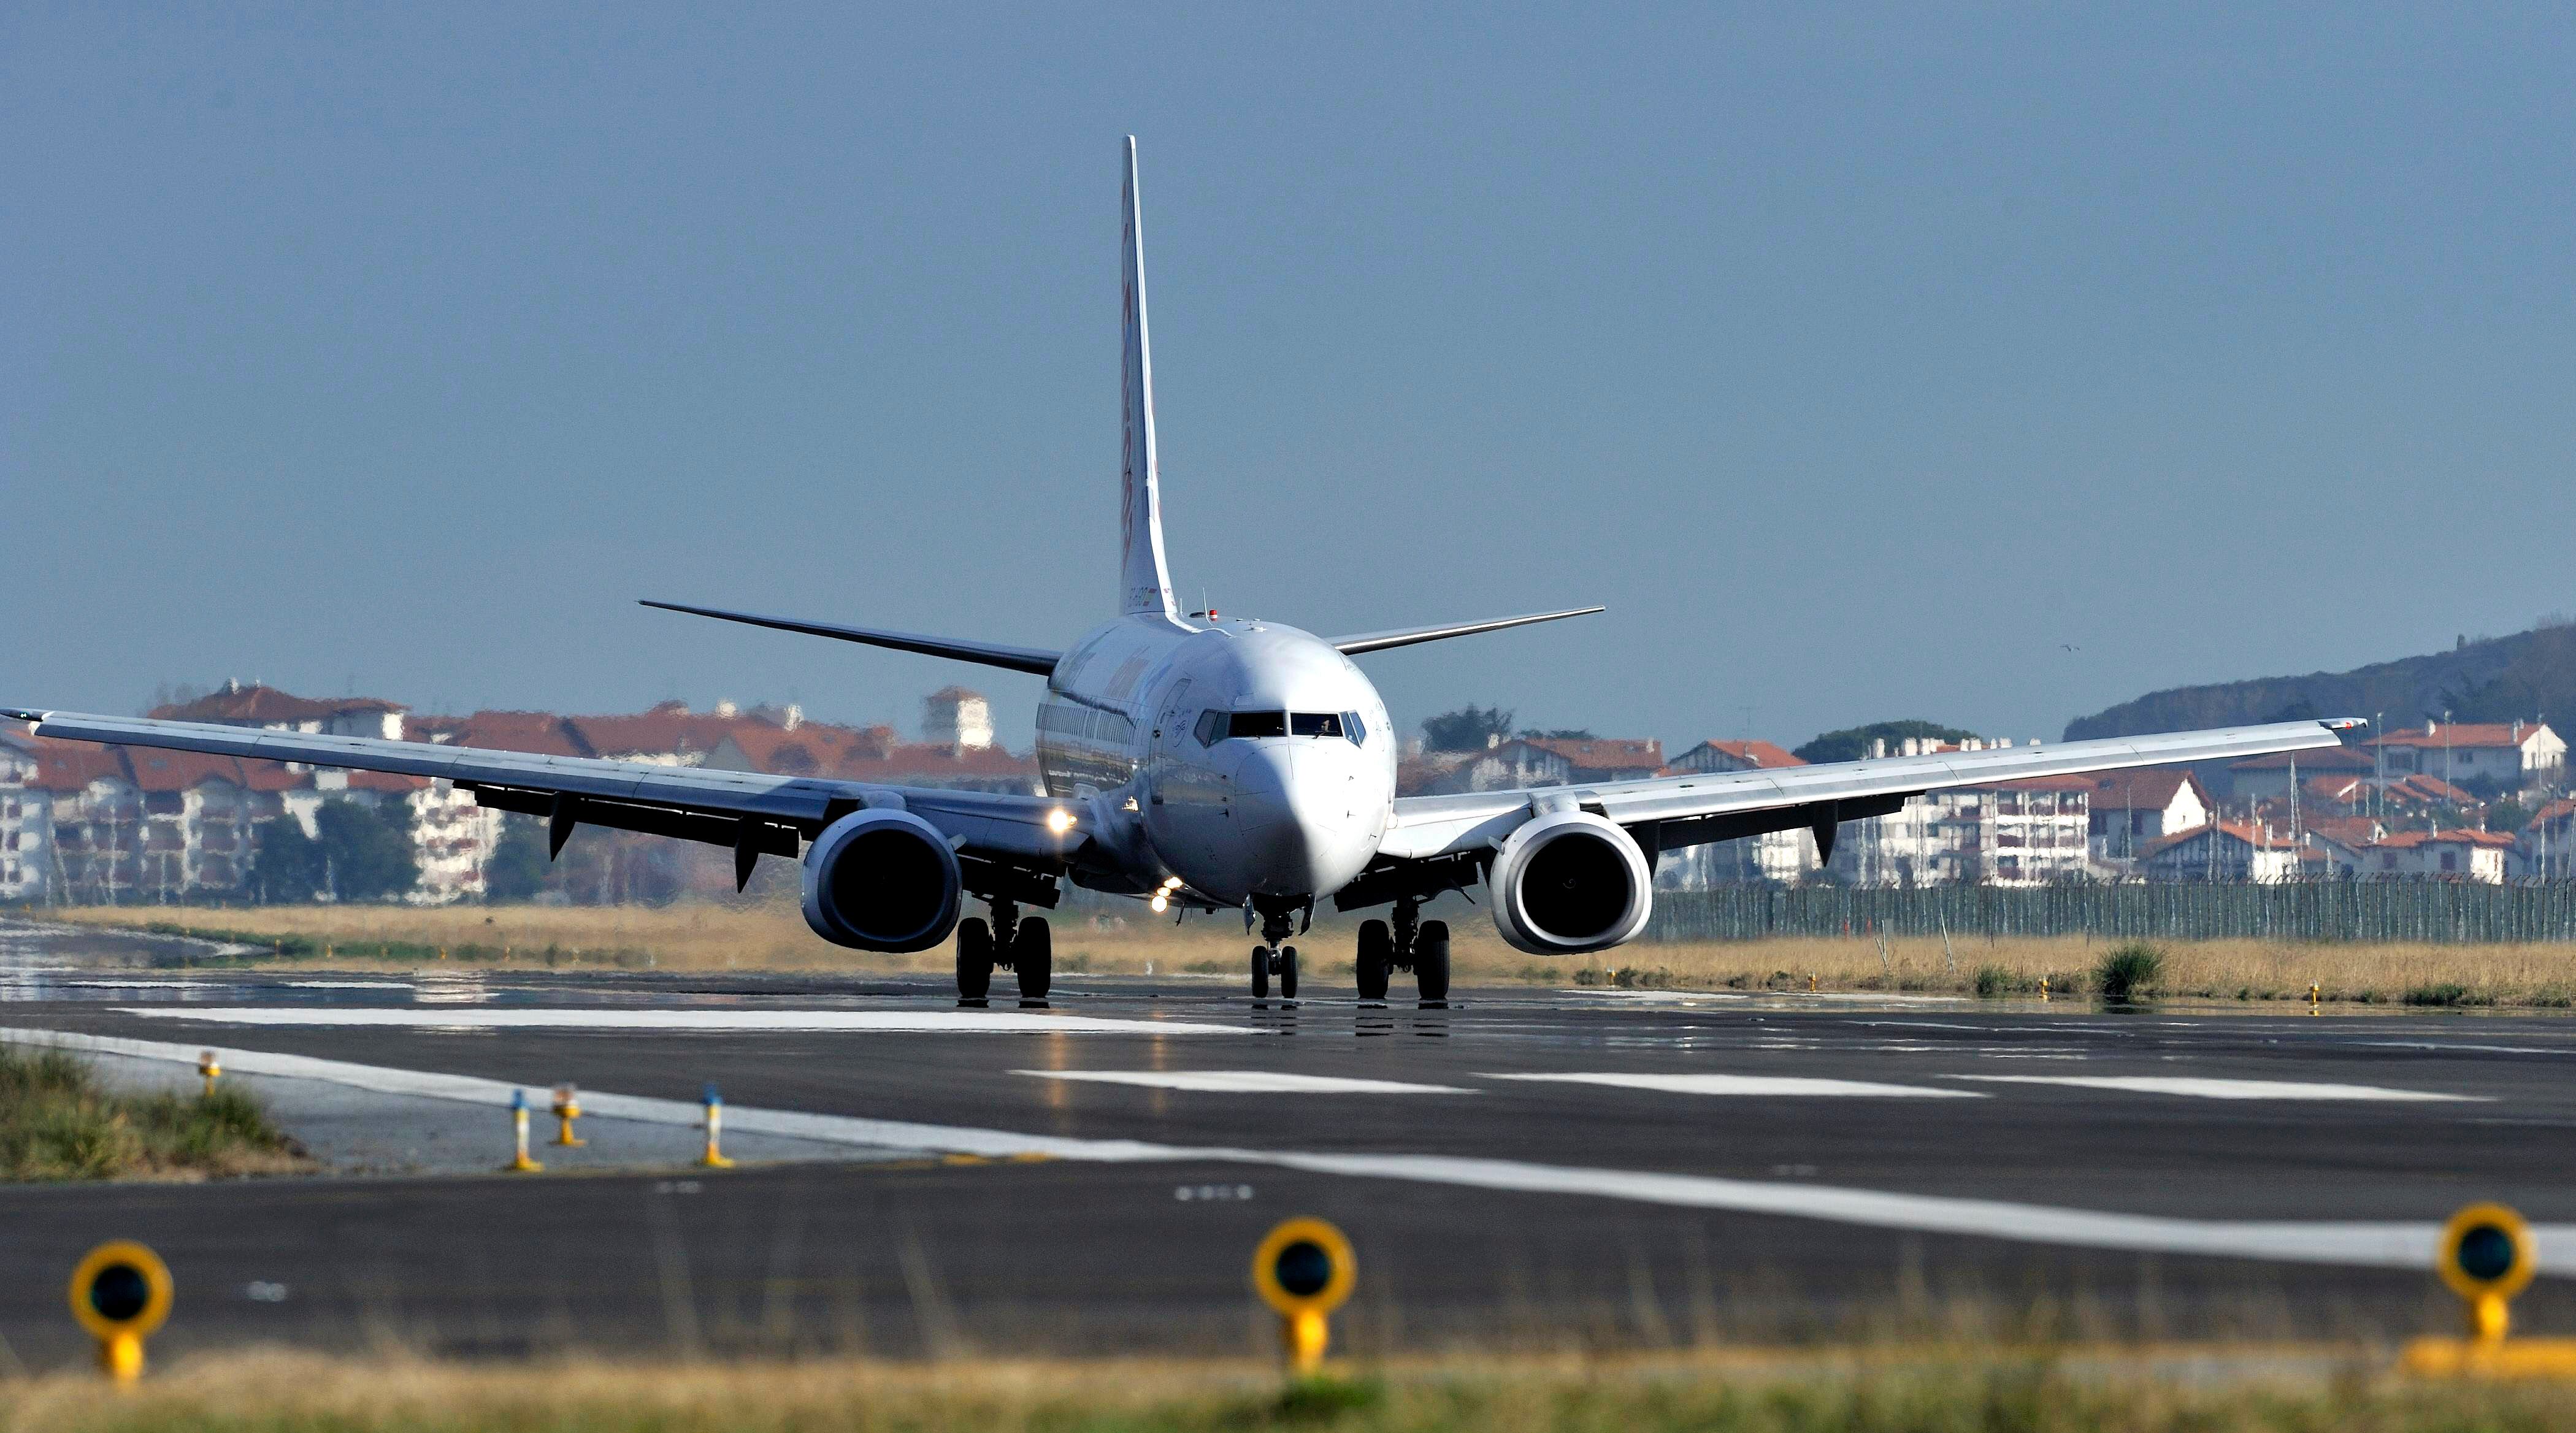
[251,816,326,903]
[484,814,550,902]
[315,797,418,902]
[1793,719,1981,766]
[1422,705,1516,752]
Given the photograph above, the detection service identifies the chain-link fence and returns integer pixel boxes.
[1645,882,2576,944]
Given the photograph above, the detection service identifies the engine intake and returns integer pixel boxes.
[801,808,963,952]
[1489,809,1653,954]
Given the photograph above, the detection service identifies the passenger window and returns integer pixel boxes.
[1228,711,1288,739]
[1341,711,1368,747]
[1194,710,1225,747]
[1290,713,1343,738]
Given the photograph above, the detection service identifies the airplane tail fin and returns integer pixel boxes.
[1121,137,1179,619]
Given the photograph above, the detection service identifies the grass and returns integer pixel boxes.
[41,901,2576,1007]
[2094,943,2166,1002]
[0,1043,306,1180]
[5,1348,2576,1432]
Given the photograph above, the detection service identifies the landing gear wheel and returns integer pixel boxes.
[1415,919,1451,1003]
[1278,945,1299,1000]
[1356,920,1392,1001]
[1250,946,1270,999]
[1015,917,1052,999]
[956,917,994,1001]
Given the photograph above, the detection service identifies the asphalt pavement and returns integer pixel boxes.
[2,917,2572,1366]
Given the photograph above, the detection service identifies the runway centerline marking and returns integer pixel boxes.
[1013,1070,1474,1095]
[108,1006,1251,1036]
[1481,1072,1985,1098]
[1942,1074,2480,1102]
[5,1026,2559,1277]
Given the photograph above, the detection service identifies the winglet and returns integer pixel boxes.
[0,708,45,724]
[1120,136,1178,620]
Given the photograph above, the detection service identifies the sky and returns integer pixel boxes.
[6,6,2572,753]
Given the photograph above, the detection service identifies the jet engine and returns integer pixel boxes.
[1489,809,1654,955]
[800,808,963,952]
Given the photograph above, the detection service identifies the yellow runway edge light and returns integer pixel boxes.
[70,1240,172,1384]
[1252,1217,1355,1375]
[2402,1202,2576,1377]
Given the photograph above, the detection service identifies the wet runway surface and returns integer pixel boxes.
[3,918,2573,1362]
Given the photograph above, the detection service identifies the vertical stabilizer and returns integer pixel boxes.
[1120,136,1178,619]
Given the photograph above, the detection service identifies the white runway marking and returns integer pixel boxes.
[1943,1074,2479,1102]
[1013,1069,1474,1095]
[1554,990,1748,1003]
[1482,1072,1985,1098]
[280,980,415,990]
[110,1006,1249,1036]
[1,1026,2560,1276]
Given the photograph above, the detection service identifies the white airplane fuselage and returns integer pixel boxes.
[1034,613,1394,906]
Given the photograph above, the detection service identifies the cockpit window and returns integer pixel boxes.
[1193,709,1225,746]
[1227,711,1289,739]
[1341,711,1368,747]
[1289,712,1344,738]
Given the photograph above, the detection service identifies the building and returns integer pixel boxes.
[2135,820,2313,884]
[2355,828,2518,883]
[2521,798,2575,881]
[1655,741,1815,886]
[1413,737,1664,796]
[2366,721,2565,794]
[2087,770,2213,865]
[0,731,48,901]
[2224,743,2374,800]
[1666,739,1804,775]
[1825,776,2094,887]
[922,687,995,750]
[153,681,407,741]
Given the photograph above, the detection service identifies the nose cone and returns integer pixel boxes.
[1232,741,1375,896]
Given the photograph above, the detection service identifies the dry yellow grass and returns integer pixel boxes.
[3,1346,2571,1433]
[45,902,2576,1006]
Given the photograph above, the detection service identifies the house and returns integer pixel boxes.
[2366,720,2565,793]
[2224,743,2374,800]
[1656,741,1815,886]
[2087,770,2213,863]
[154,680,407,741]
[2356,828,2517,883]
[0,729,49,901]
[1414,737,1664,795]
[2518,798,2574,881]
[2136,820,2312,884]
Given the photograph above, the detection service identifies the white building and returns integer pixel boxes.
[923,687,995,750]
[1825,777,2095,887]
[2355,828,2518,883]
[2135,821,2315,883]
[2366,720,2565,793]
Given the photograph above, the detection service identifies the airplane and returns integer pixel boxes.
[6,138,2353,1004]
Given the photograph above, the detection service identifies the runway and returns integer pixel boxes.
[3,918,2574,1364]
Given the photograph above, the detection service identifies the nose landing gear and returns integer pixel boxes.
[957,899,1051,1002]
[1248,899,1301,1001]
[1357,898,1448,1004]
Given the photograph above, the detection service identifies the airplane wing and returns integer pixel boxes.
[640,600,1062,676]
[1329,606,1604,655]
[2,708,1085,892]
[1377,719,2354,864]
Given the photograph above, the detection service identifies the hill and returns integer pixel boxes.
[2063,619,2576,741]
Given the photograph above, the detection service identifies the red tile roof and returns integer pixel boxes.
[1521,738,1665,771]
[2530,798,2575,829]
[2229,745,2374,772]
[2367,723,2554,751]
[2090,769,2208,812]
[151,684,404,724]
[1677,739,1805,770]
[2368,828,2518,850]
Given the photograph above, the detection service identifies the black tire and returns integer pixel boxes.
[1356,919,1392,1001]
[1416,919,1451,1003]
[956,917,994,1001]
[1250,945,1270,999]
[1279,945,1299,1000]
[1015,917,1052,999]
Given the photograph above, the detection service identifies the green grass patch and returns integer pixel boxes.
[2403,982,2488,1007]
[2093,942,2165,1002]
[0,1044,306,1181]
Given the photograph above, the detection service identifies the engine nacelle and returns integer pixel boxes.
[1489,809,1654,955]
[800,808,963,953]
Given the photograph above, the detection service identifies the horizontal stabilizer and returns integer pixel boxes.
[640,600,1061,676]
[1330,606,1604,656]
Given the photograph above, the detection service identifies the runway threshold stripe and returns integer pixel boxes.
[8,1026,2561,1276]
[105,1006,1250,1036]
[1483,1072,1984,1098]
[1013,1069,1476,1095]
[1943,1075,2480,1102]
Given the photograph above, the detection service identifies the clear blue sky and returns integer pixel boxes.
[7,7,2571,751]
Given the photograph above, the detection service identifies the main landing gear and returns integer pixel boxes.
[956,898,1051,1002]
[1356,896,1448,1004]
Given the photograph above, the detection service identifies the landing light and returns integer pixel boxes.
[1046,809,1075,835]
[1150,894,1169,913]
